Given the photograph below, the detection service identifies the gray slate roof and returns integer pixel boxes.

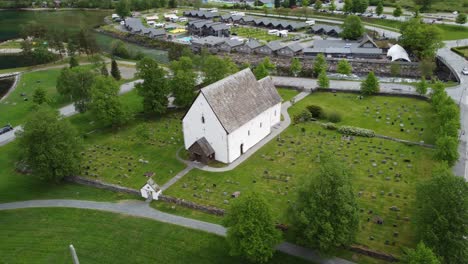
[191,36,226,46]
[245,39,262,49]
[304,36,382,55]
[285,42,303,52]
[266,41,283,51]
[189,137,215,156]
[125,18,165,36]
[200,68,281,133]
[224,38,244,47]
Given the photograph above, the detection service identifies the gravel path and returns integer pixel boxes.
[0,199,354,264]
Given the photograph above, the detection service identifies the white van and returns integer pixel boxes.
[305,20,315,26]
[268,29,279,35]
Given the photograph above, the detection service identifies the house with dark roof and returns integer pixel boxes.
[183,10,219,19]
[187,20,230,37]
[256,41,283,55]
[303,34,383,58]
[218,38,244,52]
[124,18,166,39]
[236,39,263,54]
[191,36,226,53]
[277,42,303,57]
[310,25,343,37]
[183,68,282,164]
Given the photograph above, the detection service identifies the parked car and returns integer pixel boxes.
[462,67,468,75]
[0,124,13,135]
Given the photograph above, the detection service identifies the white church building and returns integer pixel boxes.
[182,68,282,164]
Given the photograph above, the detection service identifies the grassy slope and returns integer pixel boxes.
[277,87,300,102]
[165,92,437,257]
[0,208,309,264]
[0,142,133,203]
[289,92,434,144]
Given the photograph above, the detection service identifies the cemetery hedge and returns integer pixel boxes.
[0,208,309,264]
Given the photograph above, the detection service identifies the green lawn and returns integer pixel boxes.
[289,92,434,144]
[452,46,468,59]
[165,92,438,257]
[0,40,21,49]
[0,208,309,264]
[277,87,300,102]
[436,24,468,41]
[68,90,186,189]
[0,142,132,203]
[231,26,282,43]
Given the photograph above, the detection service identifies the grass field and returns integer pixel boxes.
[452,46,468,59]
[231,26,282,42]
[289,92,434,144]
[0,40,21,49]
[68,90,186,189]
[277,87,300,102]
[165,92,437,257]
[0,142,132,203]
[0,208,309,264]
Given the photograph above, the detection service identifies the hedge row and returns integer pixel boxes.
[338,126,376,138]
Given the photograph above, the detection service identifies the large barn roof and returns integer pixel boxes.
[200,68,281,133]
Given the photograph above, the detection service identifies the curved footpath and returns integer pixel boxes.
[0,199,353,264]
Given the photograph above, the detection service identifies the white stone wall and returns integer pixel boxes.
[183,94,229,163]
[226,103,281,163]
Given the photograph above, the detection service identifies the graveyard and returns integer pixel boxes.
[164,91,437,257]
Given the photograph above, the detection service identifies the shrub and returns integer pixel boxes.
[338,126,375,137]
[306,105,324,118]
[321,122,337,130]
[293,110,313,124]
[327,111,342,123]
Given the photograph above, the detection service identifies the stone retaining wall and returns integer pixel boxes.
[226,52,422,78]
[349,245,399,262]
[375,134,434,148]
[65,176,225,216]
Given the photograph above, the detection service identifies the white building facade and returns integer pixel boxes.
[183,69,282,164]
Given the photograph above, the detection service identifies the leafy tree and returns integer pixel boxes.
[290,58,302,77]
[224,192,281,263]
[415,164,468,263]
[318,69,329,88]
[416,77,428,95]
[403,242,441,264]
[17,106,82,182]
[168,0,177,8]
[419,58,437,77]
[76,28,99,55]
[170,56,193,73]
[254,63,269,80]
[19,20,47,39]
[202,55,238,85]
[136,57,170,115]
[261,57,276,72]
[32,87,47,105]
[56,67,96,113]
[274,0,281,8]
[289,155,359,253]
[69,56,79,68]
[393,4,402,17]
[111,40,130,59]
[116,0,131,18]
[314,0,322,10]
[390,62,401,77]
[435,135,459,166]
[455,13,467,25]
[89,76,131,127]
[111,59,121,80]
[351,0,368,13]
[329,0,336,11]
[343,0,353,12]
[399,18,443,59]
[171,70,196,108]
[289,0,296,8]
[302,0,310,16]
[360,71,379,95]
[341,15,364,40]
[313,53,327,77]
[376,0,383,15]
[414,0,435,12]
[100,63,109,76]
[337,59,352,75]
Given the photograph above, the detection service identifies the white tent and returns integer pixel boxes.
[387,44,411,62]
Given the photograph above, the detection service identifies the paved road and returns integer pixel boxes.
[0,199,354,264]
